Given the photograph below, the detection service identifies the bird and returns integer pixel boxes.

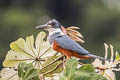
[35,19,107,60]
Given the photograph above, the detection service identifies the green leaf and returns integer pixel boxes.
[18,62,39,80]
[65,58,78,79]
[43,55,59,66]
[88,74,108,80]
[44,66,63,77]
[40,55,63,77]
[73,66,106,80]
[60,58,107,80]
[60,58,78,80]
[79,64,95,73]
[115,52,120,60]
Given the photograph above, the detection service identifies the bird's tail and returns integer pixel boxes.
[87,53,109,61]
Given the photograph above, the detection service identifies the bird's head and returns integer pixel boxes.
[35,19,61,32]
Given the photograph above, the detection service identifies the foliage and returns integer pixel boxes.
[60,58,107,80]
[3,31,56,68]
[0,68,18,80]
[0,32,120,80]
[18,62,39,80]
[0,32,63,80]
[92,43,120,80]
[40,55,63,77]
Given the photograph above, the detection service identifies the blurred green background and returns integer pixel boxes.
[0,0,120,79]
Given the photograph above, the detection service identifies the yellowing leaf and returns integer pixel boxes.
[35,32,46,56]
[40,55,63,77]
[3,31,57,69]
[10,38,34,58]
[2,31,63,79]
[3,50,32,67]
[26,35,36,57]
[0,68,19,80]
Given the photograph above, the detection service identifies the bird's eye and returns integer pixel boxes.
[51,22,56,25]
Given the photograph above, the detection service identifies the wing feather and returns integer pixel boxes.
[55,35,89,55]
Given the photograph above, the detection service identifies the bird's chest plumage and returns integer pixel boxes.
[48,33,59,47]
[48,29,64,46]
[52,40,73,58]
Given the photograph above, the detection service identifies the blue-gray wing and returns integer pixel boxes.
[55,35,89,55]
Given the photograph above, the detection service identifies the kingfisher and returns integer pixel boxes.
[36,19,106,60]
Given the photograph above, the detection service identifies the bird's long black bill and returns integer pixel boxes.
[35,24,48,29]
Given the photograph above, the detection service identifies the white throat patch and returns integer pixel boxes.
[48,28,65,46]
[49,28,65,36]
